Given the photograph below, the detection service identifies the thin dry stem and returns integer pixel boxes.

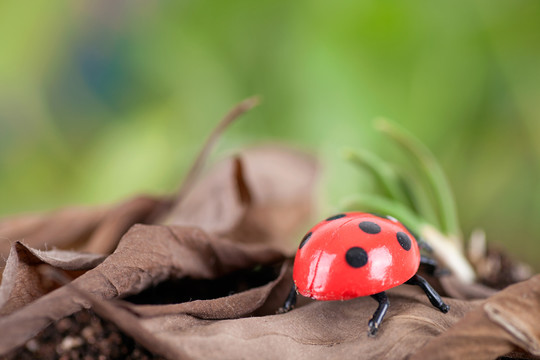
[175,96,260,204]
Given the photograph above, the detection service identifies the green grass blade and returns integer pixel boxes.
[375,118,460,238]
[345,149,409,204]
[395,168,441,229]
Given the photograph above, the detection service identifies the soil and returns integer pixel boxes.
[3,310,165,360]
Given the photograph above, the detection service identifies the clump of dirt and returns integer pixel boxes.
[4,309,164,360]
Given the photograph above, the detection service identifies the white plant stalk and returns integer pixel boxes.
[421,224,476,283]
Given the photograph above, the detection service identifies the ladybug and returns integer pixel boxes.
[280,212,449,336]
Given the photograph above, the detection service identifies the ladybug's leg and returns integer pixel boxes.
[368,292,389,337]
[405,274,450,313]
[419,255,438,276]
[417,238,433,253]
[278,284,297,313]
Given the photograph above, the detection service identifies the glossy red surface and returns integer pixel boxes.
[293,212,421,300]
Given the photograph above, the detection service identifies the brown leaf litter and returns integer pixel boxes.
[1,99,539,360]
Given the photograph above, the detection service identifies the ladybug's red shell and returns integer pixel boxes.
[293,212,420,300]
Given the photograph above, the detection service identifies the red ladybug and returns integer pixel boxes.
[280,212,449,336]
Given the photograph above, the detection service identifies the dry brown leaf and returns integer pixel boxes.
[412,274,540,360]
[0,242,105,315]
[0,224,286,355]
[65,275,540,360]
[438,275,498,300]
[80,196,168,254]
[123,260,292,320]
[164,145,319,253]
[0,196,165,272]
[57,281,478,360]
[0,141,318,357]
[0,205,108,264]
[34,261,293,360]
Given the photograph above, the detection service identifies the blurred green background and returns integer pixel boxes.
[1,1,539,265]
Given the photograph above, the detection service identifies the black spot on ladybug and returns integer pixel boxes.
[299,232,312,249]
[345,247,368,268]
[325,214,346,221]
[396,232,412,251]
[402,225,419,241]
[359,221,381,234]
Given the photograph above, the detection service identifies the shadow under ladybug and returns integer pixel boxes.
[279,212,449,336]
